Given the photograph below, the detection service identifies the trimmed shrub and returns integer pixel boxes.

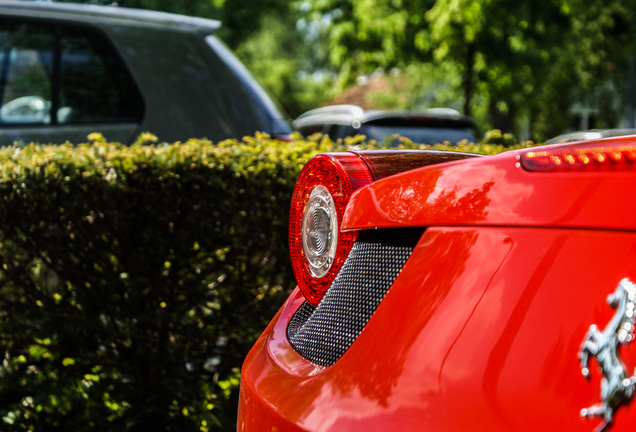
[0,133,531,431]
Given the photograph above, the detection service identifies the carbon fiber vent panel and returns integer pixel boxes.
[287,229,422,366]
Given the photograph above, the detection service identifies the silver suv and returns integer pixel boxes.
[0,1,291,145]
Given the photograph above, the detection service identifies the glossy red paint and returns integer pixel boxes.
[240,227,636,431]
[239,137,636,432]
[343,143,636,232]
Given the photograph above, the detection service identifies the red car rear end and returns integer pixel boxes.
[239,137,636,432]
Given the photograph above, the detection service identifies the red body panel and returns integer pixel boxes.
[240,227,636,431]
[239,140,636,431]
[343,148,636,231]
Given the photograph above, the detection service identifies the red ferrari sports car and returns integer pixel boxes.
[238,137,636,432]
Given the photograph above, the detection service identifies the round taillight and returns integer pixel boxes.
[302,185,338,278]
[289,153,373,305]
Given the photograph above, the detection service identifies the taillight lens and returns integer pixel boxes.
[355,150,479,179]
[289,153,373,305]
[521,140,636,172]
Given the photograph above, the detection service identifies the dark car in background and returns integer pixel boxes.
[293,104,477,144]
[0,1,291,145]
[546,128,636,144]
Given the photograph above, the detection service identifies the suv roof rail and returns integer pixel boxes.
[0,1,221,34]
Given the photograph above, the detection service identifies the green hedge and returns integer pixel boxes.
[0,132,531,431]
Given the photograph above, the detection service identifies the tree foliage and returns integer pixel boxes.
[301,0,636,140]
[300,0,434,85]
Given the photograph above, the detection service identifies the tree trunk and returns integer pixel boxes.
[489,98,515,133]
[463,43,476,117]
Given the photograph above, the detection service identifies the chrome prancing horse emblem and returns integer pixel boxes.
[579,278,636,432]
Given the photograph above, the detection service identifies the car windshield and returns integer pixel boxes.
[359,124,475,145]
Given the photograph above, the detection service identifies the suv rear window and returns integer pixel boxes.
[0,20,143,125]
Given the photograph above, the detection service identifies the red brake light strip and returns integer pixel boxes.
[521,141,636,172]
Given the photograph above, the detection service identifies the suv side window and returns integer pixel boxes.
[0,20,143,125]
[0,22,53,124]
